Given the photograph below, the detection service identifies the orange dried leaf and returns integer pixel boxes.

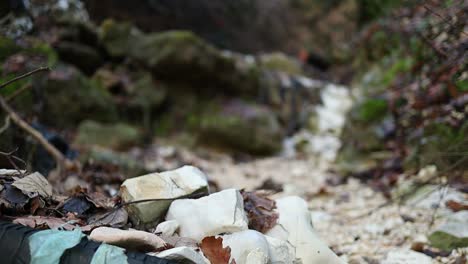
[200,236,234,264]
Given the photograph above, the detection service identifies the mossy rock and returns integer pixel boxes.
[0,36,21,61]
[197,100,283,155]
[75,120,143,150]
[54,41,103,74]
[35,64,117,127]
[131,31,260,95]
[81,147,147,178]
[259,52,303,75]
[93,67,167,128]
[99,19,142,58]
[131,30,230,77]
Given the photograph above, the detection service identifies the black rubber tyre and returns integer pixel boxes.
[0,221,184,264]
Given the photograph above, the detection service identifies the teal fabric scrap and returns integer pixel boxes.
[91,243,128,264]
[28,228,85,264]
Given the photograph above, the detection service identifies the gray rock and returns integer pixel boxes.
[198,99,283,155]
[121,166,209,227]
[405,185,466,210]
[429,211,468,251]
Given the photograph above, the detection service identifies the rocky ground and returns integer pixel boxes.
[0,1,466,263]
[191,150,467,263]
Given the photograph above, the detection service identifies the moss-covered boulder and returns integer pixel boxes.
[130,31,261,95]
[75,120,143,150]
[197,100,283,155]
[35,64,117,127]
[81,147,147,178]
[259,52,303,75]
[93,67,167,128]
[99,19,142,58]
[55,41,103,74]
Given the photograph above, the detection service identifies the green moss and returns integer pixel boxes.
[356,98,388,123]
[0,36,20,61]
[429,230,468,251]
[27,42,59,67]
[198,101,282,155]
[99,19,142,57]
[358,0,403,24]
[260,53,303,75]
[38,65,118,127]
[131,30,260,95]
[405,123,468,171]
[82,147,147,178]
[381,56,413,87]
[75,120,142,150]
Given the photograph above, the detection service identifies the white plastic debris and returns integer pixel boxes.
[156,247,209,264]
[120,165,209,225]
[221,230,270,264]
[266,196,344,264]
[155,220,180,237]
[166,189,248,241]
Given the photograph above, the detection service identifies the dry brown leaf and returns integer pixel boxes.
[87,208,128,228]
[200,236,235,264]
[13,216,78,230]
[445,200,468,212]
[12,172,53,199]
[241,190,278,233]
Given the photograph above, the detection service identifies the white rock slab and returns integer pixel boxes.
[120,165,209,225]
[221,230,270,264]
[382,249,432,264]
[90,227,167,252]
[156,246,209,264]
[265,235,296,264]
[166,189,248,241]
[266,196,344,264]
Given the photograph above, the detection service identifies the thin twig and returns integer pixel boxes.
[0,116,10,134]
[89,192,207,225]
[0,67,49,90]
[0,67,73,183]
[0,96,67,173]
[353,156,468,219]
[423,4,468,37]
[6,83,33,102]
[0,148,26,176]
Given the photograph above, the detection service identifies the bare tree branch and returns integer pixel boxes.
[0,67,49,90]
[0,67,74,184]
